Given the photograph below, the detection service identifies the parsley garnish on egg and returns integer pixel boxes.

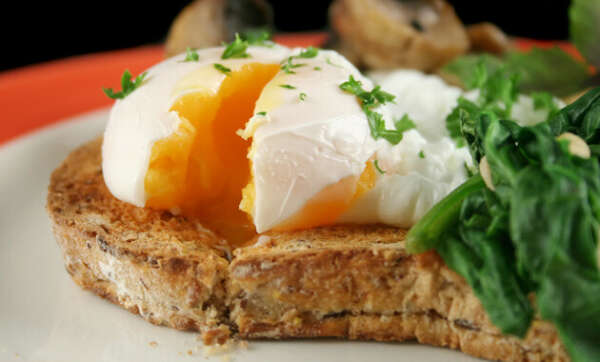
[256,111,267,116]
[182,47,199,62]
[103,70,148,100]
[299,92,307,101]
[213,63,232,76]
[240,29,273,46]
[221,31,276,60]
[314,66,322,71]
[340,76,415,145]
[326,58,342,68]
[221,33,250,59]
[281,57,306,74]
[374,159,385,174]
[281,47,320,74]
[419,150,426,158]
[280,84,296,89]
[297,46,319,58]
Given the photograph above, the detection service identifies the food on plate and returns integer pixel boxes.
[47,150,568,358]
[101,45,478,244]
[47,40,599,362]
[444,0,597,99]
[328,0,470,71]
[165,0,273,57]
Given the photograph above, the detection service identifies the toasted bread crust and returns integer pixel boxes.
[47,138,231,341]
[47,139,568,361]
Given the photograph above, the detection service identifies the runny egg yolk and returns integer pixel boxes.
[272,161,376,231]
[145,63,280,246]
[144,62,377,245]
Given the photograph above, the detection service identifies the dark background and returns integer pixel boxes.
[1,0,571,72]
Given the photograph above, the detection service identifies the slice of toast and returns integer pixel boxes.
[47,138,568,361]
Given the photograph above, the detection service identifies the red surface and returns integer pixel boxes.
[0,33,577,145]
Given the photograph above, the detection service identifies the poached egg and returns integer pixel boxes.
[103,46,550,244]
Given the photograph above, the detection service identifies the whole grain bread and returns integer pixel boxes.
[47,138,569,361]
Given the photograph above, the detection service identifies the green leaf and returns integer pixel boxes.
[280,57,306,74]
[297,46,319,58]
[256,111,267,116]
[406,174,485,254]
[436,188,534,337]
[443,48,589,97]
[103,70,147,100]
[394,114,416,133]
[537,261,600,362]
[182,47,199,62]
[442,54,503,91]
[221,33,250,59]
[279,84,296,89]
[326,57,342,68]
[240,29,272,45]
[299,92,307,101]
[570,0,600,68]
[531,91,560,119]
[505,47,589,96]
[545,87,600,144]
[419,150,425,158]
[373,159,385,174]
[213,63,232,76]
[340,76,404,145]
[417,109,600,360]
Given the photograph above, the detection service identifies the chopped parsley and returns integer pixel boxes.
[213,63,231,75]
[256,111,267,116]
[280,47,320,74]
[419,150,426,158]
[314,66,322,71]
[280,84,296,89]
[374,159,385,174]
[394,114,417,133]
[340,76,417,145]
[221,33,250,59]
[240,29,272,46]
[299,92,307,101]
[326,57,341,67]
[221,31,276,60]
[297,46,319,58]
[103,70,147,100]
[182,47,199,62]
[531,91,560,118]
[281,57,306,74]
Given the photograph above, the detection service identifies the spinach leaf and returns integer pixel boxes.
[545,87,600,144]
[437,188,534,337]
[442,47,589,97]
[570,0,600,68]
[405,175,485,254]
[445,63,519,156]
[409,87,600,361]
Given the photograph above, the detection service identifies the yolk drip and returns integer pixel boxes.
[145,63,280,246]
[273,161,377,231]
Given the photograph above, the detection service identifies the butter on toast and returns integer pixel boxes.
[47,138,568,361]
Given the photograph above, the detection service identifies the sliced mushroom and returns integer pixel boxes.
[165,0,272,58]
[557,132,591,159]
[466,22,512,54]
[329,0,470,71]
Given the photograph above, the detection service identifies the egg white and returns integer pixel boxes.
[103,48,557,235]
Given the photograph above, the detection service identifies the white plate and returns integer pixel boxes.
[0,109,481,362]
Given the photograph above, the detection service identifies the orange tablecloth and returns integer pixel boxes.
[0,33,575,145]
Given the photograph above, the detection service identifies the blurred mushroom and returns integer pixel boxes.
[329,0,470,71]
[467,22,512,54]
[165,0,273,57]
